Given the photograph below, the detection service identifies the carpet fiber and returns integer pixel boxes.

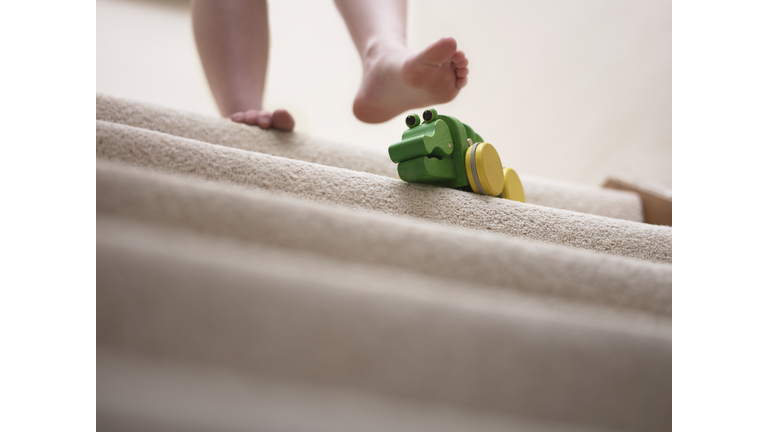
[96,94,672,432]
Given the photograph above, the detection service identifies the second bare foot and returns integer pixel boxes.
[353,37,469,124]
[230,109,295,131]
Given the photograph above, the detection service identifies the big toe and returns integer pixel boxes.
[272,109,295,131]
[421,36,458,65]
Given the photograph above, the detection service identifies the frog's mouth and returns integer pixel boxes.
[388,119,461,184]
[389,137,452,162]
[389,136,459,183]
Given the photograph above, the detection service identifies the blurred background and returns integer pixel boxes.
[96,0,671,190]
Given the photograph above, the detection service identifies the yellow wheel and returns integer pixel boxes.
[500,167,526,202]
[464,142,504,197]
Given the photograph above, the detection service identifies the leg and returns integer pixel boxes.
[334,0,469,123]
[191,0,294,131]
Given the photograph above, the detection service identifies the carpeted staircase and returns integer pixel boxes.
[96,94,671,432]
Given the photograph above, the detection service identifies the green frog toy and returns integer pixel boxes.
[388,108,525,202]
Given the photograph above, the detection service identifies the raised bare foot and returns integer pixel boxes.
[229,108,295,131]
[353,36,469,124]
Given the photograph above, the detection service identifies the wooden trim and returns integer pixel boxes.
[603,177,672,226]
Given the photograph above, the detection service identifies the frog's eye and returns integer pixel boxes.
[405,113,421,128]
[422,108,438,123]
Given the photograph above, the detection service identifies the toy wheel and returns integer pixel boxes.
[464,142,504,197]
[500,167,526,202]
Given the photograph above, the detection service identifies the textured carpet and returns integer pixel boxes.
[96,94,647,222]
[96,94,672,432]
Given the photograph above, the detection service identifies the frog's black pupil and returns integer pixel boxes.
[406,115,415,126]
[423,110,433,121]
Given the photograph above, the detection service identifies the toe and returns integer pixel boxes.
[257,112,273,129]
[453,57,469,69]
[230,112,246,123]
[422,36,458,65]
[456,77,468,89]
[244,110,261,125]
[451,50,466,63]
[456,67,469,78]
[272,109,295,131]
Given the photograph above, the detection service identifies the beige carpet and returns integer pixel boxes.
[96,94,672,432]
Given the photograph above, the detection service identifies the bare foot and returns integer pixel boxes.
[353,36,469,124]
[230,108,295,131]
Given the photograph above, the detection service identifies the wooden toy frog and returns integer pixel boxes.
[388,108,525,202]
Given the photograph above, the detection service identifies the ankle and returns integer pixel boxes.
[361,38,406,63]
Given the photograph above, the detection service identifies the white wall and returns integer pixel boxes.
[97,0,671,190]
